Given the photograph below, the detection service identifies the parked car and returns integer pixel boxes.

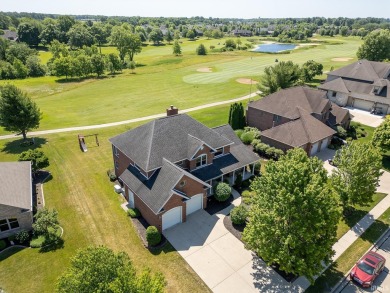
[350,251,386,287]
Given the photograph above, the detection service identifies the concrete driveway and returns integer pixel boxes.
[164,209,305,292]
[346,108,385,128]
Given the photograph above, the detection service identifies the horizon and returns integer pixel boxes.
[2,0,390,19]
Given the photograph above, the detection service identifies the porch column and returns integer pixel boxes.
[232,171,235,186]
[252,164,255,175]
[242,167,245,179]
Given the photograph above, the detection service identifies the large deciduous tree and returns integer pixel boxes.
[372,115,390,153]
[242,148,341,282]
[357,29,390,61]
[301,60,323,82]
[149,28,164,45]
[0,84,41,140]
[67,23,94,49]
[110,26,142,62]
[57,246,166,293]
[257,61,302,95]
[331,142,383,211]
[17,22,41,46]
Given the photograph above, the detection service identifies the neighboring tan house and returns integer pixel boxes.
[0,162,33,239]
[247,86,351,156]
[109,108,259,231]
[319,60,390,114]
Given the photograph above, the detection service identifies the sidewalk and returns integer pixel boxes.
[0,92,260,141]
[292,170,390,291]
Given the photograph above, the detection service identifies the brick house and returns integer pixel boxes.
[319,60,390,114]
[109,109,259,231]
[0,162,33,239]
[247,86,351,156]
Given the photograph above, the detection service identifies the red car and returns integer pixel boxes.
[350,251,386,287]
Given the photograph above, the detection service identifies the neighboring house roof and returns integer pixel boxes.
[261,108,336,147]
[319,77,390,98]
[328,103,351,127]
[0,162,32,210]
[110,114,232,172]
[191,125,259,181]
[327,60,390,82]
[119,158,209,214]
[248,86,330,119]
[0,30,18,41]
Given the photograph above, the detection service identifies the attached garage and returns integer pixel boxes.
[162,206,182,231]
[353,99,374,112]
[321,138,330,151]
[186,194,203,216]
[310,142,320,156]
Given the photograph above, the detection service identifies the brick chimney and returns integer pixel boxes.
[166,105,178,116]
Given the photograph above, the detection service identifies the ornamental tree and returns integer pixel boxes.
[0,84,41,140]
[57,246,166,293]
[331,142,383,211]
[372,115,390,153]
[172,40,182,56]
[242,148,341,282]
[33,208,59,237]
[301,60,323,82]
[19,149,49,174]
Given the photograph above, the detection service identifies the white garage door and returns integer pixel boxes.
[353,99,374,111]
[321,138,329,151]
[186,194,203,216]
[310,142,320,156]
[162,207,182,230]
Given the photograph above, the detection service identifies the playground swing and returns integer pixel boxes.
[78,134,99,152]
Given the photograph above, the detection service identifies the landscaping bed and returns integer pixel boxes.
[129,216,167,250]
[205,194,234,215]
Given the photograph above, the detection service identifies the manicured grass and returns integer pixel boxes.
[0,108,227,292]
[306,206,390,293]
[0,36,361,136]
[336,193,386,239]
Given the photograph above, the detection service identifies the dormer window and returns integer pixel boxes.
[214,148,223,157]
[196,154,207,168]
[332,91,337,98]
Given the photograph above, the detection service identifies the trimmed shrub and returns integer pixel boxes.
[127,208,141,218]
[146,226,161,246]
[241,190,255,205]
[230,205,248,225]
[107,169,117,182]
[0,239,6,250]
[15,230,30,244]
[241,132,255,145]
[336,126,347,139]
[234,173,243,189]
[251,139,261,147]
[234,129,244,138]
[254,161,261,175]
[214,182,231,202]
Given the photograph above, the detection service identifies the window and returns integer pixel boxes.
[196,154,207,168]
[0,218,19,231]
[179,180,186,187]
[113,145,119,157]
[332,91,337,97]
[0,219,9,232]
[214,148,223,157]
[373,86,380,94]
[115,160,119,169]
[273,114,281,122]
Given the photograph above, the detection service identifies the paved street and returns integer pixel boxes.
[334,230,390,293]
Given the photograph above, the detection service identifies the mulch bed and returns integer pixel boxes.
[223,214,298,283]
[205,194,235,215]
[130,216,167,250]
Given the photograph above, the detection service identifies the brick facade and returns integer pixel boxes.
[246,107,291,131]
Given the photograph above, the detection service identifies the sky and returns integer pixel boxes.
[2,0,390,19]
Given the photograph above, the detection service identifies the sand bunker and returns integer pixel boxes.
[197,67,213,73]
[331,57,353,62]
[236,78,258,85]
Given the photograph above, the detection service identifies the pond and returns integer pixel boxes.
[253,43,297,53]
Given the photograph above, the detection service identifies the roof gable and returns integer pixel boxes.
[328,60,390,82]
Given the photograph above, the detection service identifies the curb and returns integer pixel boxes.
[330,227,390,293]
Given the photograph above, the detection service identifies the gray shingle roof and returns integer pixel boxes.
[327,60,390,82]
[119,158,208,214]
[319,78,349,94]
[328,103,351,127]
[261,108,336,147]
[248,87,330,119]
[110,114,232,172]
[0,162,32,210]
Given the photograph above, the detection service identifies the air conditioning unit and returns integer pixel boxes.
[114,185,123,194]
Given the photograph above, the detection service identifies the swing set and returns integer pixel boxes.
[78,134,99,152]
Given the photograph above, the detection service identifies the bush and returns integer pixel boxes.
[8,234,16,242]
[235,173,243,188]
[127,208,141,218]
[196,44,207,55]
[146,226,161,246]
[15,230,30,244]
[241,178,252,188]
[254,161,261,174]
[107,169,117,182]
[214,182,231,202]
[336,126,347,139]
[210,45,215,50]
[230,205,248,225]
[234,129,244,138]
[251,139,261,147]
[0,239,6,250]
[241,190,255,205]
[240,132,255,145]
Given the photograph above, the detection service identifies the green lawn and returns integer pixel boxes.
[0,105,235,293]
[0,36,362,136]
[307,207,390,293]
